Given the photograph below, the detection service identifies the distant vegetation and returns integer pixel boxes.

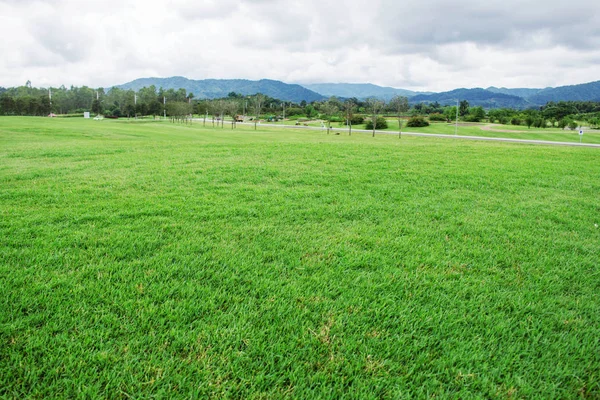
[2,82,600,131]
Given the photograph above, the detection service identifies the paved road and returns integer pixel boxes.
[192,120,600,148]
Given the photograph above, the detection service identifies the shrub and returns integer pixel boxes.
[428,113,446,122]
[464,114,481,122]
[532,119,545,128]
[406,116,429,127]
[349,115,364,125]
[510,118,522,125]
[365,117,388,130]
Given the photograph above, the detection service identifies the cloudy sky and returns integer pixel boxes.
[1,0,599,91]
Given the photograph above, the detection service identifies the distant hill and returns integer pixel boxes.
[410,88,531,109]
[486,87,543,99]
[116,77,325,103]
[525,80,600,104]
[112,77,600,107]
[0,87,6,95]
[301,83,422,100]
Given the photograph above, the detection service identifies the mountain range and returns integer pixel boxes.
[301,83,426,101]
[115,77,600,109]
[116,76,325,103]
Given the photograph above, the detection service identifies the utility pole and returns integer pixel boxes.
[283,102,286,120]
[163,96,166,119]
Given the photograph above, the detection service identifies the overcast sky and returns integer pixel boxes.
[1,0,599,91]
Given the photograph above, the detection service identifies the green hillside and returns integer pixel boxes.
[527,80,600,104]
[301,83,421,100]
[117,77,325,103]
[410,88,531,109]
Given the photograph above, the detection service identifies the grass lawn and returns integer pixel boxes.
[1,117,599,398]
[258,119,600,144]
[403,122,600,144]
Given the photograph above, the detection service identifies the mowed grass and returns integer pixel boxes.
[404,123,600,144]
[260,119,600,144]
[1,117,599,398]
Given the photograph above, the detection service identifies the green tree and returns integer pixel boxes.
[407,116,429,127]
[365,117,388,130]
[304,104,318,118]
[525,115,534,129]
[91,99,102,115]
[343,99,356,136]
[389,95,409,138]
[459,100,470,117]
[366,97,385,137]
[226,100,239,129]
[568,120,578,130]
[466,106,485,122]
[320,101,339,134]
[253,94,265,130]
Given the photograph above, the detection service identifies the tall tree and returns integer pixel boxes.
[344,99,356,136]
[226,100,239,129]
[197,100,210,127]
[389,95,409,139]
[253,94,265,130]
[366,97,385,137]
[459,100,470,117]
[321,101,339,134]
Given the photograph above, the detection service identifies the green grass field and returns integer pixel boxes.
[256,119,600,144]
[1,117,599,398]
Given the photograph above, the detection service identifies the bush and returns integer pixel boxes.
[349,115,364,125]
[365,117,388,130]
[286,107,304,117]
[406,116,429,127]
[510,118,522,125]
[532,119,546,128]
[428,113,446,122]
[464,114,481,122]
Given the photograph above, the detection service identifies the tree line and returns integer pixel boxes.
[1,82,599,130]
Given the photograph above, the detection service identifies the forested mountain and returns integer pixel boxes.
[303,80,600,107]
[113,77,600,107]
[486,87,543,98]
[526,80,600,104]
[300,83,421,100]
[116,77,325,103]
[410,88,531,109]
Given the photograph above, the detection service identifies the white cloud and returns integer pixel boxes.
[0,0,599,91]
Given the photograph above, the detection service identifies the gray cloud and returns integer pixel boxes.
[0,0,599,91]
